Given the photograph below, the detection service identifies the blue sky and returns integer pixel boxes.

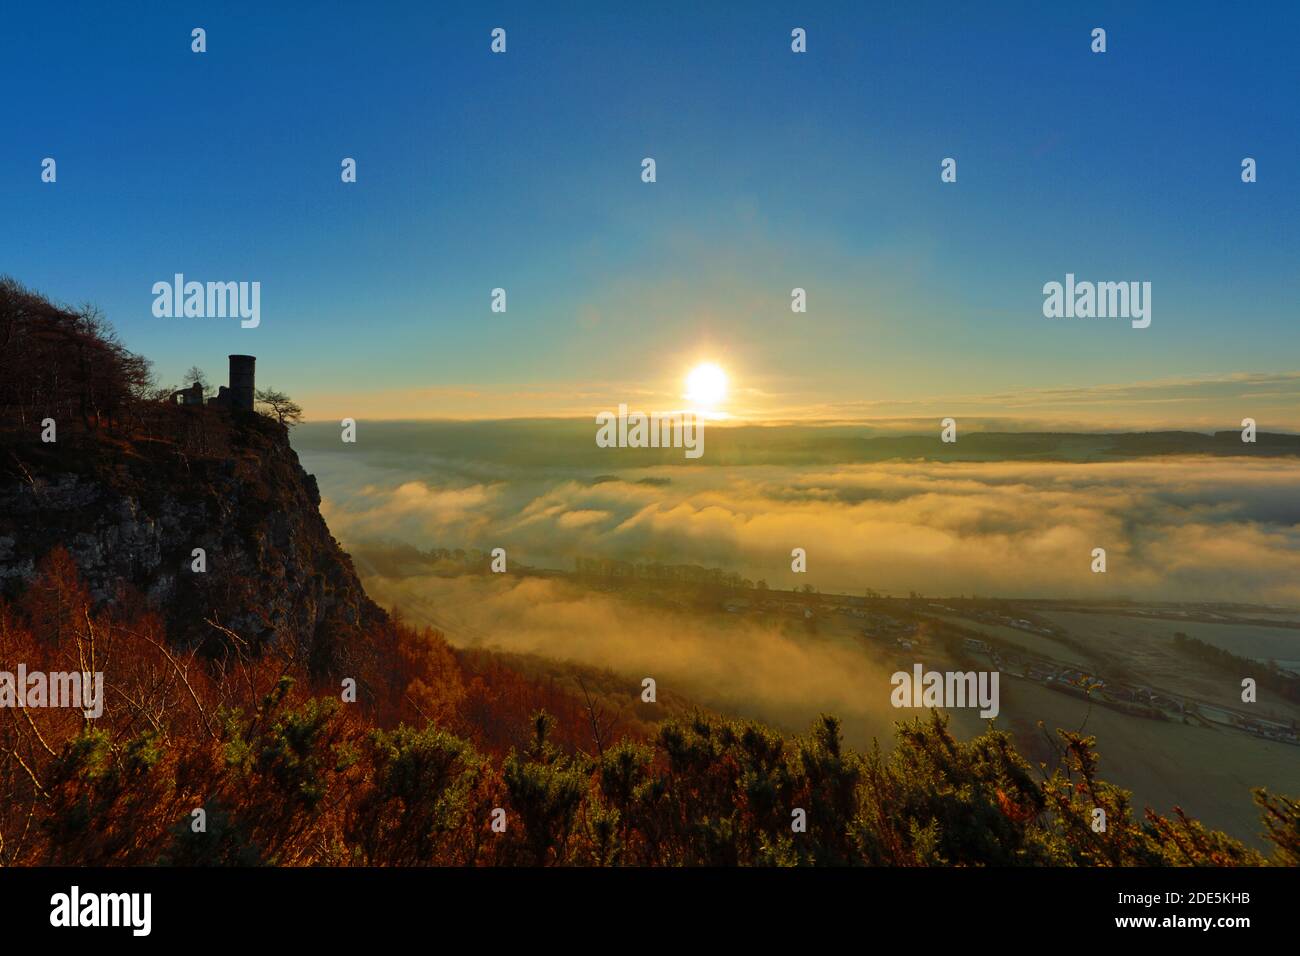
[3,1,1297,424]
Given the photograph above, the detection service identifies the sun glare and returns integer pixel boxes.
[684,362,728,409]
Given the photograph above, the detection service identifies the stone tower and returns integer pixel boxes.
[228,354,256,411]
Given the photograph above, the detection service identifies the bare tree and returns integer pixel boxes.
[183,366,211,397]
[255,388,304,427]
[576,674,619,760]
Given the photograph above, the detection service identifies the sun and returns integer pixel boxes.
[684,362,728,408]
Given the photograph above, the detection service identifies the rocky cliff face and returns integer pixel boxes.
[0,410,385,675]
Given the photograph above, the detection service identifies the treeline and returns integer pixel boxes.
[1172,632,1300,704]
[575,557,758,590]
[1,548,1296,866]
[0,278,155,433]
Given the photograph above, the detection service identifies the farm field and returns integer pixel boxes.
[1038,610,1300,723]
[925,612,1096,668]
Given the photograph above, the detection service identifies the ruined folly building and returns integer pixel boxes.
[173,354,256,411]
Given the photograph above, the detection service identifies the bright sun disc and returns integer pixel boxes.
[685,362,728,407]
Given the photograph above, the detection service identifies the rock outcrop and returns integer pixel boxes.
[0,410,385,675]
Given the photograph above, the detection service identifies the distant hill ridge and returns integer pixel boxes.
[289,419,1300,468]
